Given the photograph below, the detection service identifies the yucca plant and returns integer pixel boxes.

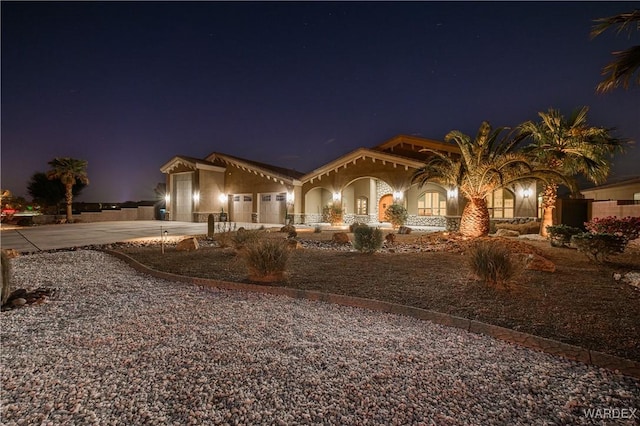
[243,238,291,283]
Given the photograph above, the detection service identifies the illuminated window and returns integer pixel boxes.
[244,195,252,202]
[233,195,240,202]
[262,195,271,202]
[418,192,446,216]
[356,196,368,215]
[276,193,286,202]
[487,189,514,218]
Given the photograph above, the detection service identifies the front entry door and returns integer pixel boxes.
[378,194,393,222]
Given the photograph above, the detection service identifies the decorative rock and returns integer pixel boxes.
[495,229,520,237]
[385,233,396,244]
[176,237,199,252]
[6,288,28,303]
[2,249,20,258]
[398,226,412,235]
[621,272,640,290]
[332,232,350,245]
[522,254,556,273]
[10,298,27,308]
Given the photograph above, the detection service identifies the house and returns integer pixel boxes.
[160,135,540,226]
[580,176,640,219]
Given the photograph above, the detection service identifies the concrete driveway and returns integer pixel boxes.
[0,221,272,252]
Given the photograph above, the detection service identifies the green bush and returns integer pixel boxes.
[349,222,369,233]
[468,241,516,287]
[384,204,408,229]
[352,226,383,253]
[242,239,291,281]
[571,232,626,262]
[1,251,11,305]
[546,224,582,247]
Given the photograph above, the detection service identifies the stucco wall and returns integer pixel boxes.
[225,164,290,213]
[591,200,640,219]
[581,182,640,201]
[197,169,225,213]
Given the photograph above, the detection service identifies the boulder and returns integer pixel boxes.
[398,226,412,235]
[176,237,199,252]
[495,228,520,237]
[10,298,27,308]
[621,271,640,291]
[521,253,556,273]
[332,232,350,245]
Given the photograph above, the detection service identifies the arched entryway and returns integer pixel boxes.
[378,194,393,221]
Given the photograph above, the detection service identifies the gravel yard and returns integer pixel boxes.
[2,250,638,425]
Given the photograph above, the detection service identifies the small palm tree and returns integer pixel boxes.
[591,9,640,93]
[413,122,568,238]
[519,107,627,236]
[46,157,89,222]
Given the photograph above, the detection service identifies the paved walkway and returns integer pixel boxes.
[0,221,264,252]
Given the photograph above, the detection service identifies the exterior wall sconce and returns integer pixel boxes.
[218,193,227,204]
[286,191,295,204]
[393,191,403,201]
[447,188,458,199]
[164,194,170,203]
[332,192,341,202]
[522,189,532,198]
[193,191,200,203]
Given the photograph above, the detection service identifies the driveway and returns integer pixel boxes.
[0,221,269,252]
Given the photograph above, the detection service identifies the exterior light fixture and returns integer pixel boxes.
[218,193,227,203]
[393,191,403,201]
[164,194,170,203]
[193,191,200,203]
[332,192,341,202]
[286,191,295,203]
[522,189,532,198]
[447,188,458,199]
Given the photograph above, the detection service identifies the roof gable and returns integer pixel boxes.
[160,156,225,173]
[205,152,304,184]
[373,134,460,160]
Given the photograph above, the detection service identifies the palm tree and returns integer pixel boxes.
[519,107,627,236]
[591,9,640,93]
[46,157,89,222]
[413,122,568,238]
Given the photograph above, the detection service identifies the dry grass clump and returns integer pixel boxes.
[495,221,541,235]
[468,240,517,287]
[242,238,291,282]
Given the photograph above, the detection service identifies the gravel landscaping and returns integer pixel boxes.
[2,250,639,425]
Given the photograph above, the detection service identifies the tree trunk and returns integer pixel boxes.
[459,197,490,238]
[65,184,73,222]
[539,183,558,237]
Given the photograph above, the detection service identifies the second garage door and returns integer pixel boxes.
[259,192,285,224]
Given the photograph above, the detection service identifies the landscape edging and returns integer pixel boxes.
[104,249,640,379]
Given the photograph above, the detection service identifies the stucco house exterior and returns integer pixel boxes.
[580,176,640,219]
[161,135,540,226]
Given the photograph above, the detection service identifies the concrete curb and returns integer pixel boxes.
[104,249,640,379]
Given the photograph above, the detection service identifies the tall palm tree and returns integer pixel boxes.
[519,107,627,236]
[591,9,640,93]
[46,157,89,222]
[413,122,569,238]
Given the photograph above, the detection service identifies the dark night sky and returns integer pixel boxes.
[2,2,639,202]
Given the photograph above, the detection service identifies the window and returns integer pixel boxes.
[487,189,514,218]
[418,192,446,216]
[356,196,368,215]
[233,195,240,202]
[276,193,286,202]
[262,195,271,202]
[244,195,252,202]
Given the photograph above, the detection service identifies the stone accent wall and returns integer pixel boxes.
[375,180,393,214]
[251,213,259,223]
[303,213,324,224]
[289,213,305,225]
[445,216,540,232]
[405,215,447,227]
[343,214,373,225]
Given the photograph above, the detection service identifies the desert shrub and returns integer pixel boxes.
[242,239,291,280]
[384,204,408,229]
[546,224,582,247]
[584,216,640,244]
[232,229,262,249]
[352,226,383,253]
[323,205,343,225]
[313,225,322,233]
[571,233,626,262]
[280,224,297,238]
[468,241,516,287]
[495,221,540,235]
[1,251,11,305]
[349,222,369,233]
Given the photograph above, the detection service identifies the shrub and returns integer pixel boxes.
[584,216,640,244]
[571,232,626,262]
[242,239,291,281]
[468,241,516,287]
[546,224,582,247]
[323,205,343,225]
[232,229,262,249]
[313,225,322,233]
[349,222,368,233]
[352,226,383,253]
[384,204,408,229]
[1,250,11,305]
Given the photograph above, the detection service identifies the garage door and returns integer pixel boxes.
[174,175,192,222]
[232,194,253,223]
[259,192,285,224]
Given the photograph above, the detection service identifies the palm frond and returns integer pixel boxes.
[596,45,640,92]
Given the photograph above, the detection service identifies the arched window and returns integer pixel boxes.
[418,191,446,216]
[356,196,368,215]
[487,189,514,218]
